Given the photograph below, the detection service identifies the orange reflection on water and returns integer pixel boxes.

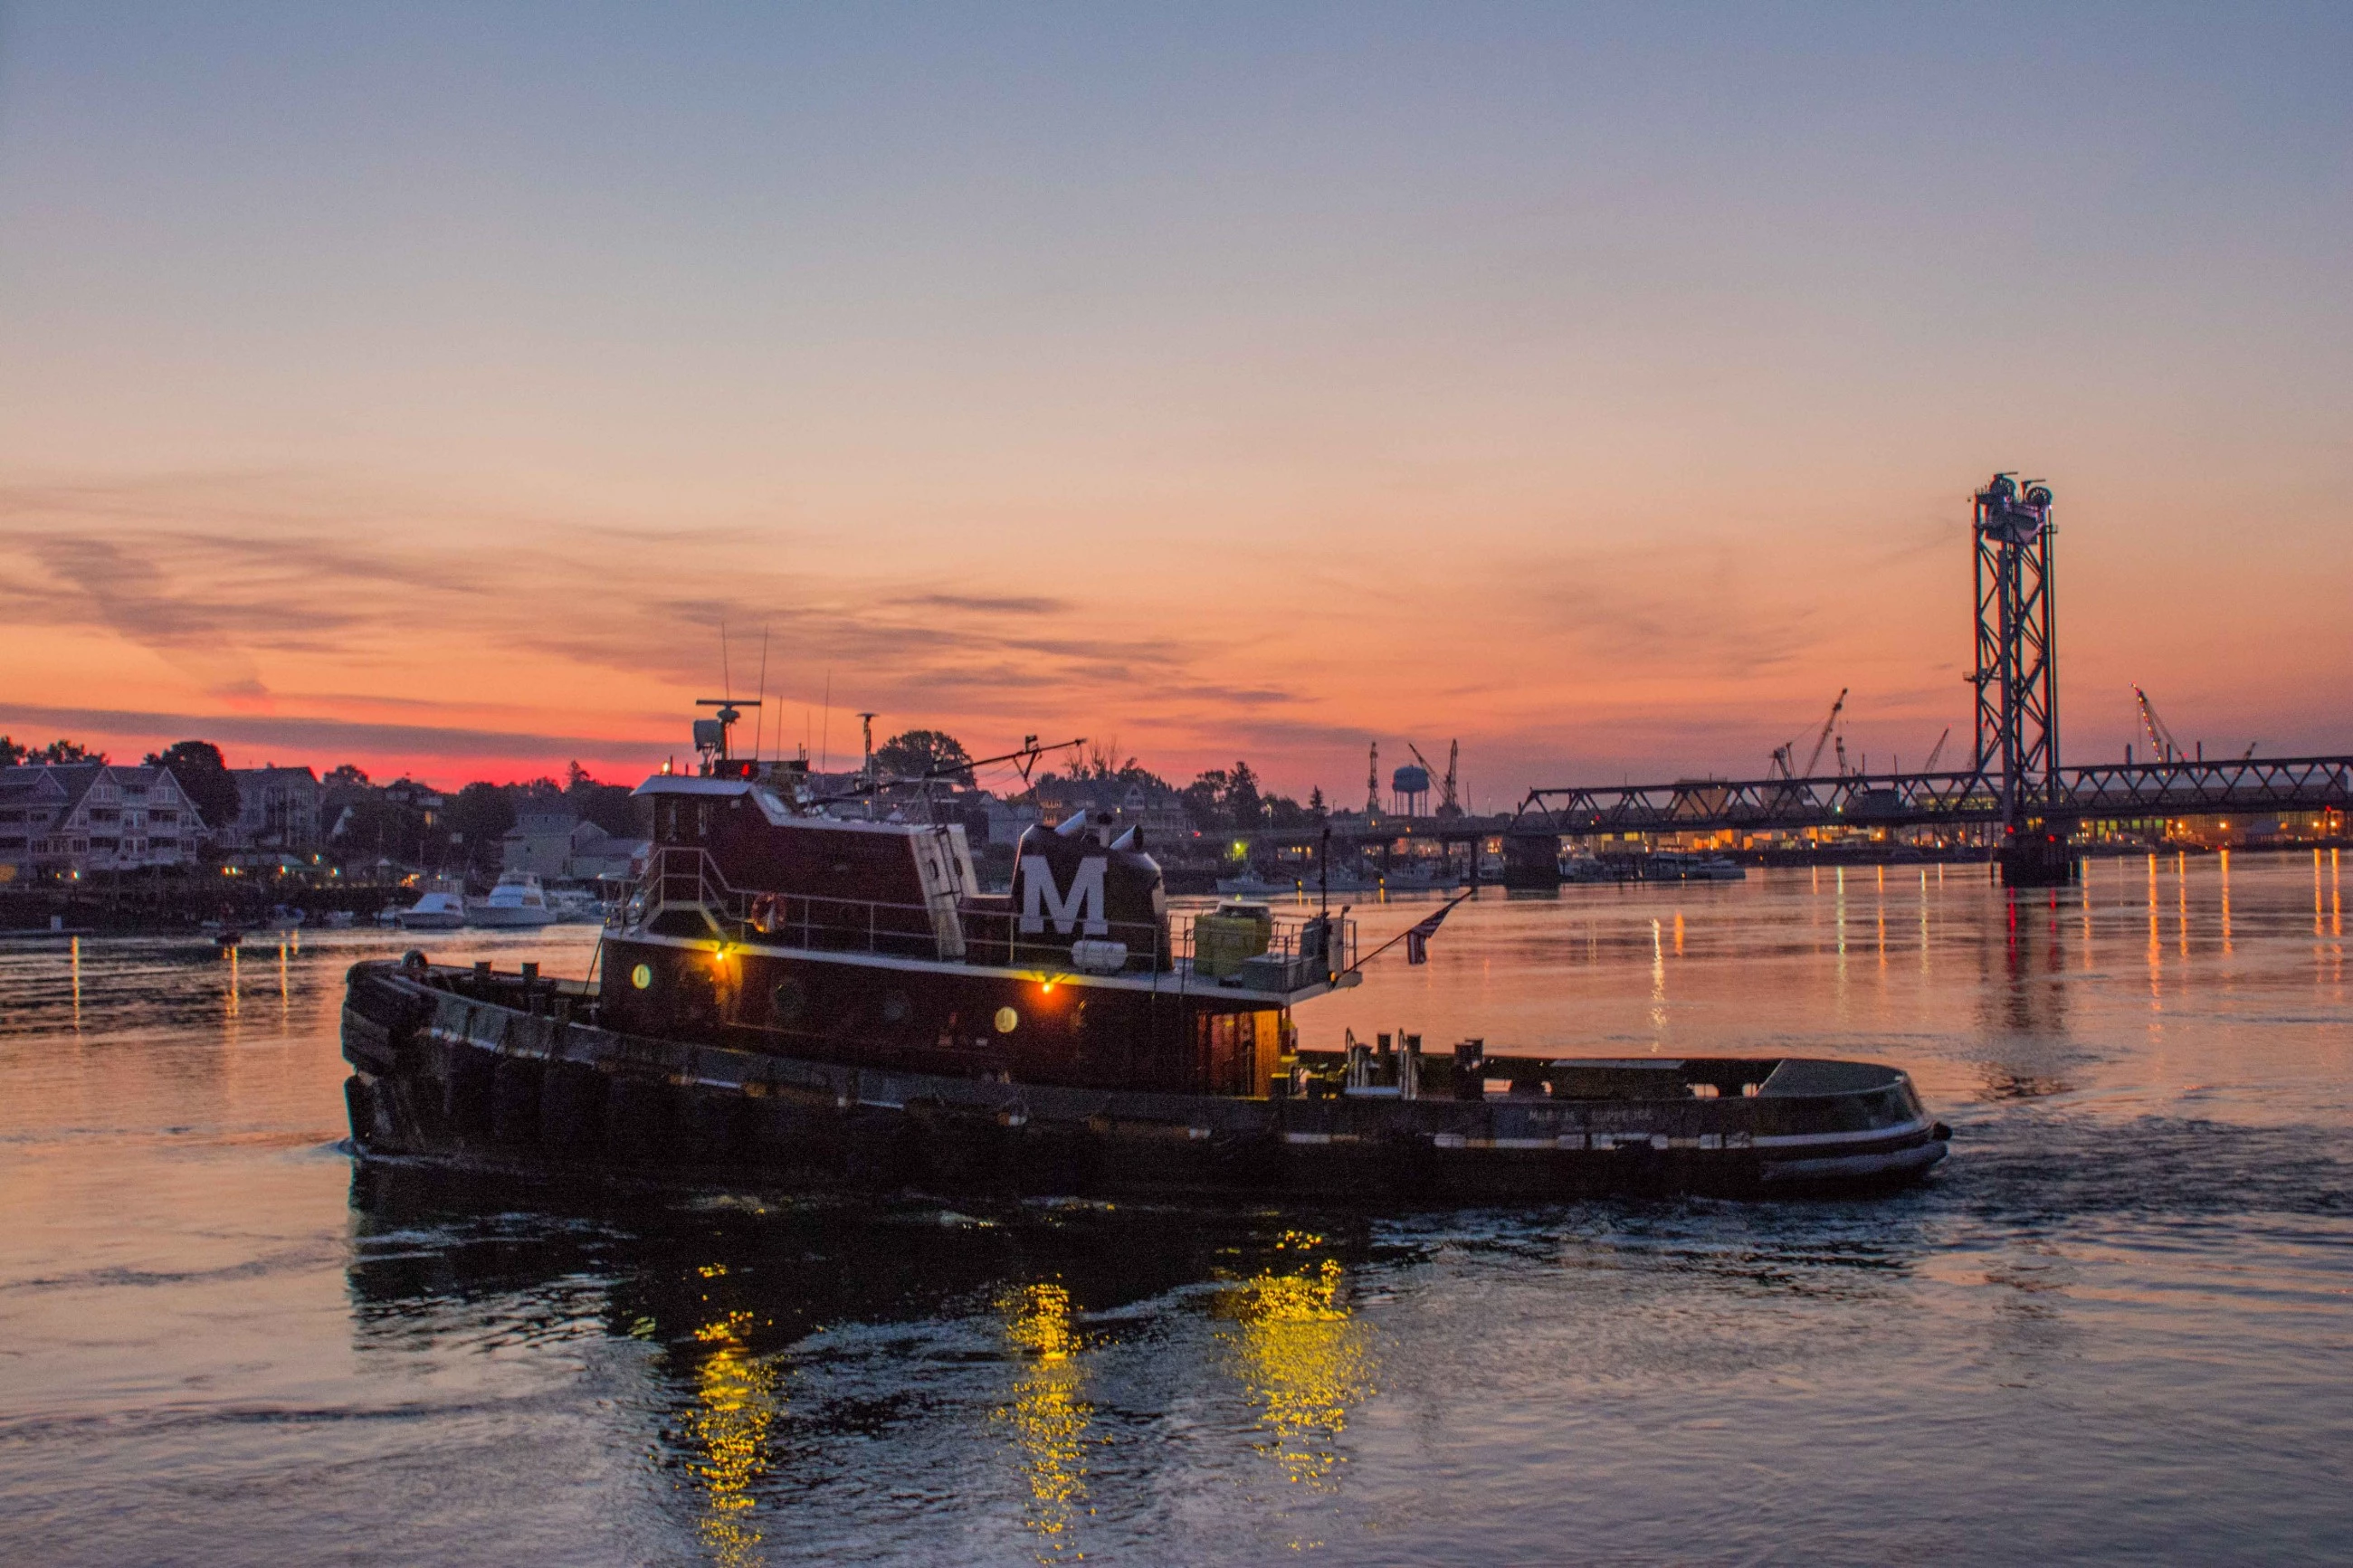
[996,1281,1092,1559]
[1218,1232,1374,1495]
[684,1310,781,1568]
[2220,851,2234,955]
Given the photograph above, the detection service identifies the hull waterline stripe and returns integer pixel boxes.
[1751,1117,1933,1148]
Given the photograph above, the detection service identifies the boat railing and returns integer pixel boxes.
[632,847,1171,969]
[627,847,1353,987]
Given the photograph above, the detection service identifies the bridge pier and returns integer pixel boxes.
[1501,832,1561,889]
[1996,822,2080,888]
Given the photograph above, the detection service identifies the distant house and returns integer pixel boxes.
[1032,777,1190,841]
[564,829,651,884]
[228,765,320,851]
[500,811,650,882]
[382,779,443,822]
[502,811,592,877]
[976,794,1042,847]
[0,763,205,880]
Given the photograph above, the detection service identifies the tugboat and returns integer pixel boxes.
[340,708,1948,1198]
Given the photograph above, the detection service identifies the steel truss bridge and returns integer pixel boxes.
[1510,473,2346,884]
[1511,755,2353,839]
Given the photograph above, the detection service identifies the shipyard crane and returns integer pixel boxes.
[1401,741,1460,817]
[1769,689,1849,779]
[2133,685,2181,765]
[1922,726,1951,773]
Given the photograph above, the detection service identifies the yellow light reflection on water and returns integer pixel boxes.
[996,1281,1093,1558]
[1217,1232,1374,1494]
[684,1310,781,1568]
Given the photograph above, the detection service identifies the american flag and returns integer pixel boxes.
[1403,900,1458,965]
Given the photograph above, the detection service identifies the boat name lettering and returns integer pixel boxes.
[1018,854,1110,936]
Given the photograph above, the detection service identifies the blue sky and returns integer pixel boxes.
[3,4,2348,789]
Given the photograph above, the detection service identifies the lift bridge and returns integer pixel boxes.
[1511,474,2353,888]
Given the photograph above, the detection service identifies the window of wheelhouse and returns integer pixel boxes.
[651,796,716,845]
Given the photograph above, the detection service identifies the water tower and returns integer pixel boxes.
[1391,763,1432,817]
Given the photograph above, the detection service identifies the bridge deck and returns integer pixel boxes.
[1510,757,2353,835]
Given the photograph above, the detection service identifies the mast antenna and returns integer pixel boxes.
[752,624,770,765]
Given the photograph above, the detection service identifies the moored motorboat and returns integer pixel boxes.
[394,889,468,930]
[1214,872,1300,897]
[1643,851,1747,881]
[339,712,1947,1199]
[470,870,559,929]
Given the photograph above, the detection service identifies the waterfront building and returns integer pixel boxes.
[977,794,1042,847]
[0,763,206,881]
[227,765,321,851]
[499,810,650,883]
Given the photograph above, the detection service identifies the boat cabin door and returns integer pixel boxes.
[1198,1009,1283,1098]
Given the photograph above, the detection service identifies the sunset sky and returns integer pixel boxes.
[3,5,2348,802]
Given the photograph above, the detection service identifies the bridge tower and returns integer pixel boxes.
[1968,473,2073,886]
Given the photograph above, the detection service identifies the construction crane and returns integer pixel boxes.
[1770,689,1849,779]
[1922,726,1951,773]
[2132,685,2181,765]
[1403,742,1464,820]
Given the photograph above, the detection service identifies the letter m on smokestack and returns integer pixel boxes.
[1020,855,1110,936]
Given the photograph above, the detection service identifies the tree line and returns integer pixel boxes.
[10,726,1337,856]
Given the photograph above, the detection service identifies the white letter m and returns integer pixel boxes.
[1020,855,1108,936]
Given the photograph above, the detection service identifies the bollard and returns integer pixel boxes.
[1454,1038,1485,1100]
[473,960,492,985]
[521,961,539,984]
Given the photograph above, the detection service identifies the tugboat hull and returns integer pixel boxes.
[342,961,1948,1201]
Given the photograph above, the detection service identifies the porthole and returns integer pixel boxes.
[631,963,653,990]
[993,1005,1019,1034]
[881,990,910,1023]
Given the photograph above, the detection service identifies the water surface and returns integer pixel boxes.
[2,854,2348,1563]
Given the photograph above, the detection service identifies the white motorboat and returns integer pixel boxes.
[395,889,468,930]
[1215,873,1302,897]
[547,887,602,923]
[470,871,559,929]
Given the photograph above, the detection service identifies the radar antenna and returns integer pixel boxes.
[692,697,762,774]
